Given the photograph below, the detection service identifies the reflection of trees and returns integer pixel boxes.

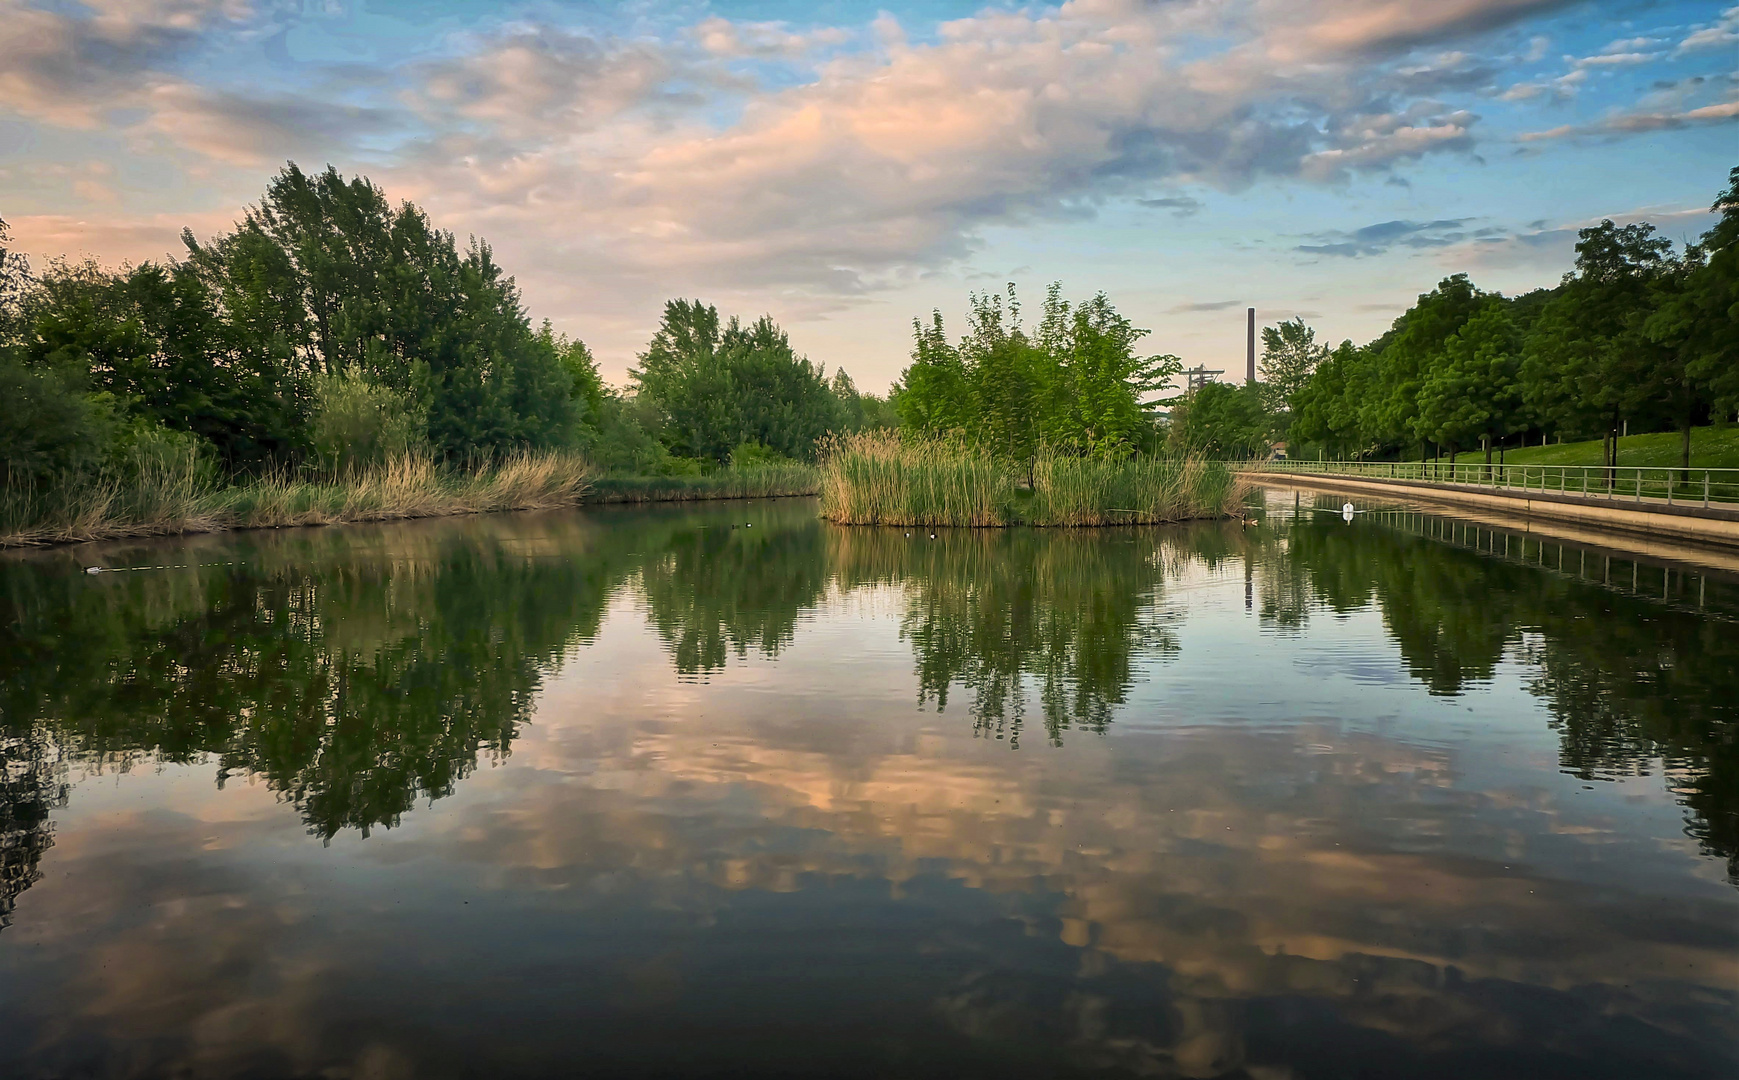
[1261,503,1739,881]
[0,517,623,842]
[830,527,1196,747]
[636,502,830,676]
[0,724,65,933]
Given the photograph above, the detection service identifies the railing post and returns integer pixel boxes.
[1634,469,1641,503]
[1705,471,1711,508]
[1667,470,1673,505]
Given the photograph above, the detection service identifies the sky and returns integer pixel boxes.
[1,1,1735,392]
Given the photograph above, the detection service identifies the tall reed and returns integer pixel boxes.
[818,433,1244,527]
[817,432,1013,527]
[1028,453,1243,525]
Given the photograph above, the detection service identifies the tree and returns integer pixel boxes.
[182,163,578,460]
[895,284,1172,461]
[1168,381,1271,458]
[1042,287,1180,457]
[895,311,974,434]
[1523,220,1676,475]
[1415,301,1525,466]
[1649,166,1738,472]
[631,300,842,462]
[1365,274,1488,458]
[1260,317,1328,413]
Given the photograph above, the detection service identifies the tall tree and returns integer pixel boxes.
[1260,317,1329,413]
[1522,220,1675,474]
[1415,301,1525,465]
[1649,166,1738,472]
[182,163,578,459]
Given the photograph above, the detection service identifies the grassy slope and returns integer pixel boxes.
[1432,427,1739,469]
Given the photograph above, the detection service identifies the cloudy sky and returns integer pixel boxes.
[2,1,1735,390]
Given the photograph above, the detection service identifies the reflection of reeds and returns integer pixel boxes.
[818,433,1245,527]
[1,450,594,547]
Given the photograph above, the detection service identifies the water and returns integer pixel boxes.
[1,493,1734,1079]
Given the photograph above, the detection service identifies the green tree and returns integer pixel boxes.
[1168,381,1271,458]
[1416,301,1525,465]
[632,300,842,462]
[182,163,578,460]
[1260,317,1329,414]
[1365,274,1488,457]
[1040,286,1179,457]
[1648,166,1738,471]
[1523,220,1676,474]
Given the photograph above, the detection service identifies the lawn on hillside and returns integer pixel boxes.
[1425,427,1739,470]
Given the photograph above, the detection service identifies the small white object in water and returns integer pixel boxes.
[84,566,103,575]
[1342,502,1355,514]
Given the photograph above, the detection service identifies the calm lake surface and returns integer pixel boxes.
[1,492,1735,1079]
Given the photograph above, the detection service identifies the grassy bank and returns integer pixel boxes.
[1426,426,1739,470]
[587,464,817,504]
[818,433,1245,527]
[1,450,595,548]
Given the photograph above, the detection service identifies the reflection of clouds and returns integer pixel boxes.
[400,682,1737,1072]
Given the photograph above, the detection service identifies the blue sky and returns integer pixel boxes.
[2,0,1735,390]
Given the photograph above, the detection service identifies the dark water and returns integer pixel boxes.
[1,493,1735,1079]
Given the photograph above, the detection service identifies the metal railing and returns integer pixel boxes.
[1244,459,1739,509]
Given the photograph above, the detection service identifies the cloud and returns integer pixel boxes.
[1138,195,1204,217]
[1296,218,1476,256]
[1676,6,1739,54]
[0,0,252,126]
[1167,299,1244,313]
[1518,99,1739,142]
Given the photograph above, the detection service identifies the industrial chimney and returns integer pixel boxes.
[1246,307,1255,384]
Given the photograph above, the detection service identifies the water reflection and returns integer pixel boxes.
[0,498,1735,1077]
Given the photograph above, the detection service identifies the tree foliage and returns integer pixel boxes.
[894,283,1177,461]
[630,299,849,463]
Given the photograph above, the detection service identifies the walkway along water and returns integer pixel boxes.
[1245,461,1739,551]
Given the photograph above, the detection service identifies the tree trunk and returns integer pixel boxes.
[1680,418,1693,487]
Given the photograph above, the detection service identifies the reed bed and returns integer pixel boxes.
[817,432,1013,527]
[587,463,818,504]
[1,449,594,548]
[818,432,1244,528]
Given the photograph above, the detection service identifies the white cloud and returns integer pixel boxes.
[1676,6,1739,54]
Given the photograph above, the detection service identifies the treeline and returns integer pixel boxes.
[1262,165,1737,468]
[0,163,892,515]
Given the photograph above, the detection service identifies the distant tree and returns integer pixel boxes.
[895,311,975,434]
[632,300,842,462]
[1168,381,1271,458]
[1260,317,1328,413]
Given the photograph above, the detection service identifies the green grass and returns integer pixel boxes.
[818,432,1245,527]
[1429,426,1739,470]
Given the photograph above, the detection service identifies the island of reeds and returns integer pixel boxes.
[819,433,1243,527]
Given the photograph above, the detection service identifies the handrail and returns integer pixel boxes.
[1241,460,1739,509]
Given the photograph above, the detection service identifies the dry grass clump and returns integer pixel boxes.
[818,432,1243,528]
[818,432,1013,527]
[2,450,593,548]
